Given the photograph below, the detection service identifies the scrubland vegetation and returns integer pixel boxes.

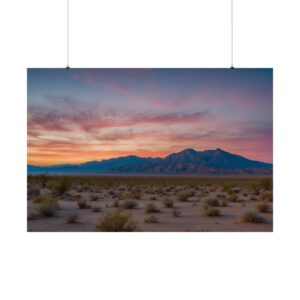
[27,175,273,232]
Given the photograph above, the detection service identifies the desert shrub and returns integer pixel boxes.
[112,200,120,208]
[36,200,58,217]
[219,199,228,207]
[255,202,271,213]
[122,189,141,200]
[163,198,174,208]
[36,174,49,188]
[228,194,239,202]
[204,198,220,209]
[251,182,261,196]
[205,207,221,217]
[145,187,154,194]
[27,211,39,220]
[77,199,91,209]
[95,209,137,232]
[91,206,102,212]
[222,183,234,192]
[53,177,71,195]
[145,215,159,223]
[261,191,273,202]
[32,195,47,204]
[122,200,138,209]
[91,195,99,201]
[66,213,80,223]
[146,203,160,213]
[240,211,266,223]
[260,178,272,191]
[177,191,192,202]
[32,195,58,207]
[131,189,142,199]
[172,208,181,217]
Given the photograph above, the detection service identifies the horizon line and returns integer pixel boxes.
[28,147,273,167]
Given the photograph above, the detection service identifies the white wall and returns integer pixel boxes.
[0,1,300,300]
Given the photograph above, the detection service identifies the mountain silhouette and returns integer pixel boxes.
[28,148,272,175]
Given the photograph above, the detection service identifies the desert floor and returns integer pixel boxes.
[27,175,273,232]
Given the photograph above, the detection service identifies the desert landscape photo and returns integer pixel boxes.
[27,68,273,232]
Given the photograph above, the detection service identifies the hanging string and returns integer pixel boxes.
[66,0,70,69]
[231,0,234,69]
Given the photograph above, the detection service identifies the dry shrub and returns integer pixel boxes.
[37,199,59,217]
[261,191,273,202]
[122,200,138,209]
[95,209,137,232]
[240,211,266,223]
[146,203,160,213]
[255,202,272,213]
[145,215,159,223]
[66,213,80,223]
[163,198,174,208]
[53,177,71,195]
[172,208,181,217]
[204,198,220,209]
[27,211,39,220]
[205,207,221,217]
[91,206,102,212]
[77,199,91,209]
[177,191,193,202]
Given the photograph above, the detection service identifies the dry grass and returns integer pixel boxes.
[95,209,137,232]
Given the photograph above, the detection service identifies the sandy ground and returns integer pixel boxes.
[27,180,273,232]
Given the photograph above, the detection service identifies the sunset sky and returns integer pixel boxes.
[28,68,273,166]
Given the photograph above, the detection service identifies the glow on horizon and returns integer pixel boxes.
[28,68,273,166]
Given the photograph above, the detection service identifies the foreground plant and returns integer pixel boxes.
[95,209,137,232]
[35,196,59,217]
[204,207,221,217]
[144,215,159,223]
[66,213,80,224]
[146,203,160,213]
[255,202,272,213]
[240,211,266,223]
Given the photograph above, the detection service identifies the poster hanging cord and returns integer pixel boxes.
[65,1,235,69]
[231,0,234,69]
[66,0,70,69]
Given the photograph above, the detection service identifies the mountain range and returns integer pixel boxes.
[27,148,272,175]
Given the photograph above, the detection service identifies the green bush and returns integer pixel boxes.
[95,209,137,232]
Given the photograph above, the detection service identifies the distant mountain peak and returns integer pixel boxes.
[28,147,272,175]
